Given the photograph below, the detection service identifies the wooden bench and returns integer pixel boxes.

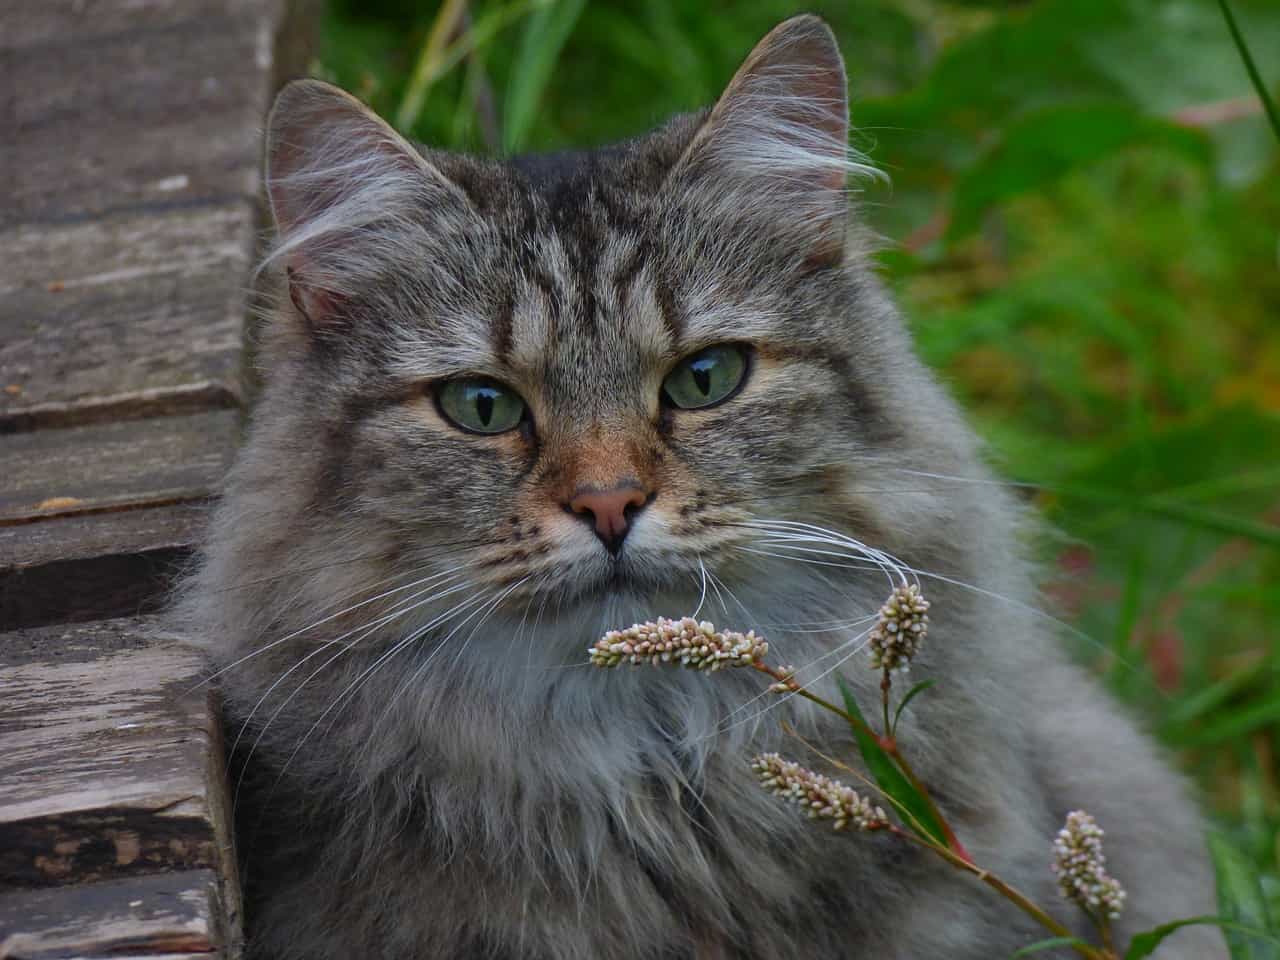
[1,3,315,955]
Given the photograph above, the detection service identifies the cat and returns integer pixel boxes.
[182,15,1222,959]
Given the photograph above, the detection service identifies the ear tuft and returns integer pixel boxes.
[670,16,872,262]
[262,80,461,329]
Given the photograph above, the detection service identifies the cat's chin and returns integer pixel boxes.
[540,551,706,620]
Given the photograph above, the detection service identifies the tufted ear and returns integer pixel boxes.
[669,15,862,264]
[263,79,464,330]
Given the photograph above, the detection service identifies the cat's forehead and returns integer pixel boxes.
[432,111,704,249]
[396,135,728,378]
[380,116,797,407]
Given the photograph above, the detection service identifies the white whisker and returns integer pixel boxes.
[196,564,473,690]
[692,558,709,620]
[232,576,478,808]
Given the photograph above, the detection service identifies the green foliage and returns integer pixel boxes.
[1123,917,1280,959]
[1210,834,1280,958]
[946,103,1212,241]
[836,678,949,847]
[502,0,586,151]
[1010,938,1093,959]
[891,678,936,737]
[318,0,1280,916]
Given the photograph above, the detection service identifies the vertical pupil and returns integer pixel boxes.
[691,360,714,396]
[475,390,495,426]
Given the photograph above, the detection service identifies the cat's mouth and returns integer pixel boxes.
[551,547,701,611]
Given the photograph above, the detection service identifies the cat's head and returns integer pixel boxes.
[199,16,986,676]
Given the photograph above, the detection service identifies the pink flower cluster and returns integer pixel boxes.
[752,752,887,832]
[869,583,930,672]
[589,617,769,671]
[1050,810,1127,920]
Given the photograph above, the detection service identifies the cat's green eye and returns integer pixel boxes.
[437,378,526,435]
[661,344,749,410]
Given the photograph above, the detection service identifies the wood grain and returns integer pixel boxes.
[0,501,207,571]
[0,619,242,954]
[0,619,240,947]
[2,14,266,226]
[0,0,272,51]
[0,870,223,959]
[0,2,316,951]
[0,411,235,627]
[0,619,214,843]
[0,206,253,423]
[0,411,237,524]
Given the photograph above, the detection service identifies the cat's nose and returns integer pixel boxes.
[566,483,650,555]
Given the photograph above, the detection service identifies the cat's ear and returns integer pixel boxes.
[670,15,858,264]
[264,79,463,330]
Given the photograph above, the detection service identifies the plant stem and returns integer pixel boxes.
[755,661,971,862]
[1216,0,1280,143]
[1099,915,1115,956]
[885,745,973,862]
[752,663,864,729]
[891,827,1114,960]
[881,668,893,735]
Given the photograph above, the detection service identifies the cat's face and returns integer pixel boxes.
[224,17,965,664]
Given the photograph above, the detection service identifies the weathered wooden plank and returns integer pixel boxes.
[2,12,268,226]
[0,619,214,844]
[0,411,233,627]
[0,622,242,952]
[0,205,253,423]
[0,411,237,523]
[0,503,202,629]
[0,870,223,959]
[0,618,241,954]
[0,0,270,51]
[0,502,208,571]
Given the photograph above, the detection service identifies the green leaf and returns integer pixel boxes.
[1160,652,1276,737]
[1209,834,1280,960]
[1008,936,1090,957]
[503,0,588,153]
[891,679,937,737]
[1010,937,1091,958]
[947,103,1212,241]
[1124,917,1280,960]
[1181,696,1280,749]
[836,677,949,847]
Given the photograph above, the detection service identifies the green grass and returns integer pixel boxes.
[316,0,1280,931]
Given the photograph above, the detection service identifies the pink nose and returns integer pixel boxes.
[567,484,649,554]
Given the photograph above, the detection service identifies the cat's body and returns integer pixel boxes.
[185,17,1220,958]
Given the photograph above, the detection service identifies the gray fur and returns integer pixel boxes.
[180,16,1220,959]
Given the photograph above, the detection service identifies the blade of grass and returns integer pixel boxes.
[503,0,587,153]
[1180,695,1280,748]
[397,0,543,135]
[1049,483,1280,549]
[1216,0,1280,143]
[1160,651,1274,736]
[1210,831,1276,948]
[396,0,469,134]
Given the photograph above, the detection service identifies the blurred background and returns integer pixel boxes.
[315,0,1279,928]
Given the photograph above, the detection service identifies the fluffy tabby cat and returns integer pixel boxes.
[184,16,1221,959]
